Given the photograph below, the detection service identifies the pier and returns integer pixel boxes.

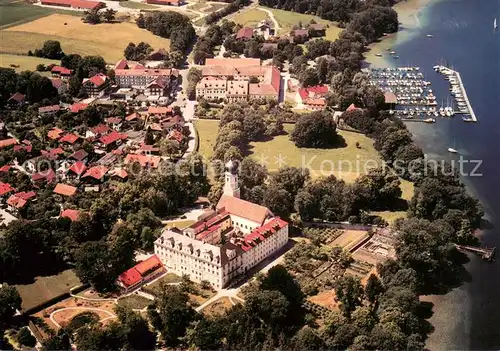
[455,244,495,261]
[434,65,478,122]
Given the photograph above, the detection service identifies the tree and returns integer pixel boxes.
[291,326,325,350]
[242,113,266,140]
[16,327,36,347]
[41,330,71,351]
[74,240,117,292]
[260,265,304,309]
[290,111,339,148]
[115,305,156,350]
[364,273,384,305]
[75,323,124,350]
[40,40,64,59]
[160,139,181,158]
[334,275,363,317]
[103,8,117,23]
[0,285,21,333]
[83,8,101,24]
[148,284,197,346]
[185,318,224,350]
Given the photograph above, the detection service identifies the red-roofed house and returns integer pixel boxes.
[41,0,104,10]
[6,191,36,212]
[124,154,161,169]
[0,165,11,173]
[109,168,128,180]
[60,209,81,221]
[98,131,127,150]
[136,144,160,155]
[167,129,184,144]
[7,93,25,105]
[68,161,88,178]
[13,144,32,153]
[117,255,165,292]
[86,124,110,138]
[297,85,329,110]
[0,182,15,197]
[147,106,172,117]
[105,117,123,130]
[146,0,184,6]
[125,112,141,122]
[148,48,169,61]
[50,78,68,94]
[115,59,129,70]
[83,73,110,97]
[69,149,89,162]
[59,133,80,144]
[53,183,77,197]
[236,27,254,40]
[51,65,72,78]
[39,105,61,115]
[70,103,88,113]
[32,169,56,183]
[48,127,64,140]
[82,165,108,181]
[346,103,361,112]
[0,138,17,149]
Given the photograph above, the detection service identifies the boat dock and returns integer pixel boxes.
[434,65,478,122]
[455,244,495,260]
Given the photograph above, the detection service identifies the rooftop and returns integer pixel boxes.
[53,183,77,197]
[217,195,272,225]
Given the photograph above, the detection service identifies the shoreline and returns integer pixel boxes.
[364,0,438,67]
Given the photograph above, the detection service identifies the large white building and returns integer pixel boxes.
[154,161,289,289]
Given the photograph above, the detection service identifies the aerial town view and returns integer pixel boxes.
[0,0,499,349]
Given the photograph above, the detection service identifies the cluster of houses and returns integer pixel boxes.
[0,104,188,226]
[236,20,327,44]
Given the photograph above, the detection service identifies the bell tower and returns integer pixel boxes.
[223,160,240,198]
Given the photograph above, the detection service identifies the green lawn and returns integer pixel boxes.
[265,7,342,39]
[0,0,80,29]
[0,53,59,72]
[194,119,219,160]
[144,273,183,293]
[232,8,269,28]
[117,295,153,309]
[14,269,82,311]
[119,1,159,9]
[248,124,381,182]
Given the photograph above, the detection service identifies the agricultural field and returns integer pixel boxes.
[0,0,80,29]
[194,119,219,160]
[119,0,160,9]
[0,53,59,72]
[2,14,170,63]
[328,230,369,251]
[248,124,382,182]
[232,8,270,28]
[14,269,82,311]
[302,227,343,245]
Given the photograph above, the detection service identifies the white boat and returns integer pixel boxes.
[448,147,458,154]
[423,118,436,123]
[495,18,497,29]
[390,50,396,54]
[427,34,433,38]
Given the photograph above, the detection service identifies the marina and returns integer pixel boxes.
[364,66,478,123]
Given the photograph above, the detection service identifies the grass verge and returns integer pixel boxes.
[193,119,219,160]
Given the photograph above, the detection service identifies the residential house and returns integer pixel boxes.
[70,103,88,113]
[86,124,110,139]
[0,182,15,200]
[50,78,68,94]
[32,169,56,183]
[307,23,326,36]
[7,191,36,213]
[82,165,108,183]
[146,0,185,5]
[148,48,169,61]
[114,61,179,93]
[105,117,123,131]
[124,154,161,169]
[109,168,128,181]
[41,0,104,10]
[148,106,172,118]
[0,138,17,149]
[82,73,110,98]
[167,129,184,144]
[39,105,60,115]
[53,183,77,197]
[254,20,275,39]
[51,66,72,79]
[48,127,64,140]
[97,131,127,151]
[7,93,25,105]
[60,209,80,221]
[291,29,309,43]
[59,133,80,145]
[297,85,329,110]
[67,161,87,179]
[69,149,89,162]
[117,255,166,292]
[236,27,254,40]
[145,76,172,97]
[136,144,160,155]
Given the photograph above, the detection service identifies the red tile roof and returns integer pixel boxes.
[0,165,11,173]
[147,106,172,115]
[59,133,80,144]
[15,191,36,201]
[236,27,254,40]
[39,105,61,113]
[7,195,26,209]
[8,93,25,103]
[61,209,80,221]
[41,0,103,10]
[90,124,110,135]
[82,165,108,180]
[13,144,33,153]
[115,59,129,70]
[51,78,65,89]
[32,169,56,183]
[84,73,108,87]
[167,129,184,143]
[240,217,288,252]
[124,154,161,168]
[0,138,17,149]
[68,161,87,176]
[48,128,64,140]
[99,131,127,145]
[70,149,88,161]
[346,103,361,112]
[125,112,140,121]
[118,255,163,288]
[51,65,72,75]
[105,117,122,124]
[70,103,88,113]
[0,182,15,196]
[217,195,272,225]
[109,168,128,179]
[54,183,77,196]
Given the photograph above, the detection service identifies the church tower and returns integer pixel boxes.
[223,160,240,198]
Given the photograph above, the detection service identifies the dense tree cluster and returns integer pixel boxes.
[136,12,196,53]
[0,68,58,105]
[124,42,153,61]
[193,21,236,64]
[29,40,65,59]
[205,0,250,25]
[82,7,116,24]
[290,110,340,148]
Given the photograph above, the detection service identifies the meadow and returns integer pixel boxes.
[118,0,160,9]
[248,124,382,182]
[0,0,79,29]
[0,53,59,72]
[2,14,171,62]
[194,119,219,160]
[14,269,82,311]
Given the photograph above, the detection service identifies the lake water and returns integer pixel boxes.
[369,0,500,348]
